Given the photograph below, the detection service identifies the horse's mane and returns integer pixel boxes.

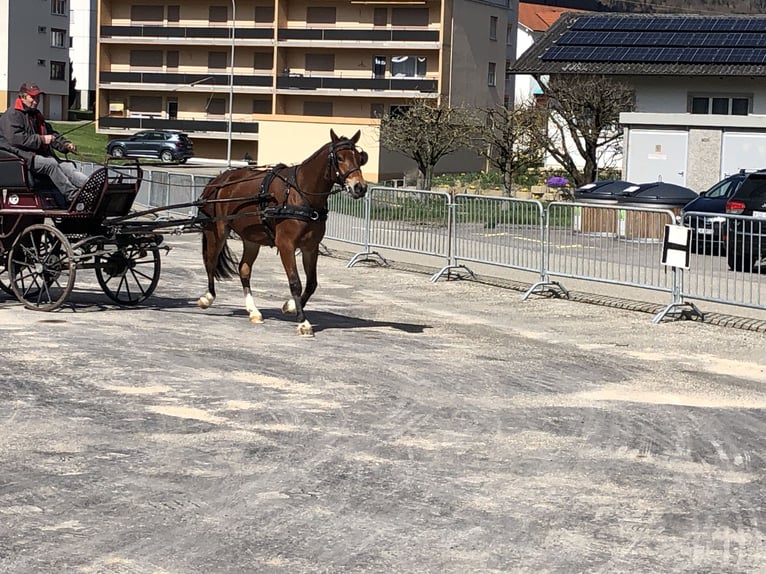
[301,139,334,165]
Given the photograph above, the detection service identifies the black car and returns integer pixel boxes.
[106,130,194,164]
[682,170,751,255]
[725,171,766,271]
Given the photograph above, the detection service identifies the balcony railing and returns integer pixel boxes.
[277,28,439,42]
[101,25,273,40]
[276,75,437,92]
[99,72,272,88]
[99,116,259,134]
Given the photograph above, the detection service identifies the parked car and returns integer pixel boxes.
[681,170,753,255]
[106,130,194,164]
[725,171,766,271]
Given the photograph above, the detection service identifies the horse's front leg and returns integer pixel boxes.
[240,240,263,323]
[279,249,312,337]
[299,245,319,310]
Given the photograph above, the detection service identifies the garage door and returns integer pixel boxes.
[721,132,766,176]
[626,130,688,185]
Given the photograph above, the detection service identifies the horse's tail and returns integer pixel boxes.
[203,233,239,280]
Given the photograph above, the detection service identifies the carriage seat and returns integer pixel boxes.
[0,149,69,209]
[0,149,60,190]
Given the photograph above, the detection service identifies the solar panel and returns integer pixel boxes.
[546,14,766,64]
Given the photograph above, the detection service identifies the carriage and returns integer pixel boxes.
[0,129,369,335]
[0,151,165,311]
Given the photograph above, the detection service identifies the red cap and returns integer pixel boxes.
[19,83,43,97]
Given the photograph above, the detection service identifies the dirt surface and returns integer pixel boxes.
[2,233,766,573]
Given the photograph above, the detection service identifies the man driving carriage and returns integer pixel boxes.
[0,82,88,203]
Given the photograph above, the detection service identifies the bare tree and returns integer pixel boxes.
[379,99,478,190]
[532,74,635,187]
[475,103,541,197]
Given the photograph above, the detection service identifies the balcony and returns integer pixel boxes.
[277,28,439,47]
[99,116,259,136]
[276,75,437,93]
[99,72,272,89]
[100,25,274,43]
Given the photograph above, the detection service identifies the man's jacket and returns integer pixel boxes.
[0,96,74,163]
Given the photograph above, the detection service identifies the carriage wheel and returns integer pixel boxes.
[95,245,161,305]
[0,250,13,296]
[8,224,75,311]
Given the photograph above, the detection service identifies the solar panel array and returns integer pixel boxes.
[542,16,766,64]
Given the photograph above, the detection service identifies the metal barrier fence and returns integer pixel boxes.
[680,211,766,311]
[75,163,766,321]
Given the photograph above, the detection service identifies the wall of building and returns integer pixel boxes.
[448,0,510,108]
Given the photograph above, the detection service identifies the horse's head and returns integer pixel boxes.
[329,129,368,199]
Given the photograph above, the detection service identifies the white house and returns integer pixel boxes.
[511,13,766,192]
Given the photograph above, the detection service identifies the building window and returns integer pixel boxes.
[50,61,66,81]
[391,56,426,78]
[303,101,333,116]
[371,103,384,119]
[129,96,162,114]
[207,98,227,116]
[209,5,228,23]
[130,50,163,68]
[51,0,66,16]
[51,28,66,48]
[487,62,496,87]
[208,52,228,69]
[690,95,750,116]
[254,6,274,23]
[167,5,180,22]
[254,52,272,70]
[373,8,387,27]
[506,25,514,46]
[253,99,271,114]
[305,53,335,73]
[131,5,163,22]
[166,51,179,69]
[307,7,336,24]
[391,8,428,27]
[490,16,498,41]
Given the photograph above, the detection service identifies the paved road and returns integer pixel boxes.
[1,233,766,573]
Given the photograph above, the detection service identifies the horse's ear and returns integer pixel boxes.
[330,129,339,142]
[351,130,361,144]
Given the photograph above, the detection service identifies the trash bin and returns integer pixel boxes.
[615,182,698,241]
[573,180,634,236]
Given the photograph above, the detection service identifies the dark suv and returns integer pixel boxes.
[725,171,766,271]
[682,171,749,255]
[106,130,194,164]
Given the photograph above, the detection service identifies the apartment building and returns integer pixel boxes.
[97,0,516,180]
[1,0,73,120]
[71,0,98,111]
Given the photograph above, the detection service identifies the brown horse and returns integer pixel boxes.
[196,129,368,336]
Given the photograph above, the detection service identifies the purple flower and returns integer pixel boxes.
[546,176,569,188]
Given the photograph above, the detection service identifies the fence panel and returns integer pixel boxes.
[452,194,544,275]
[681,211,766,310]
[545,202,676,292]
[365,187,450,261]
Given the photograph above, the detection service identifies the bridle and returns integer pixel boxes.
[328,139,367,185]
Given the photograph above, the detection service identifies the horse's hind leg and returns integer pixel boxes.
[198,224,227,309]
[278,248,313,337]
[240,240,263,323]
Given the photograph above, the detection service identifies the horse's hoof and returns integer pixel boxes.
[296,321,314,337]
[197,297,211,309]
[249,313,264,324]
[282,299,296,314]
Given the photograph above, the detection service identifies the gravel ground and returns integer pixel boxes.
[1,233,765,574]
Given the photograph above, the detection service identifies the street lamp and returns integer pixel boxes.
[227,0,236,167]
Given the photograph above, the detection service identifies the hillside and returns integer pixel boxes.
[527,0,766,14]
